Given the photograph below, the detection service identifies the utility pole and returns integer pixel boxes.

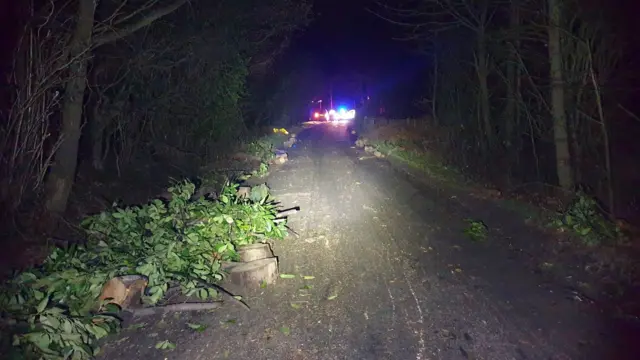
[329,81,333,109]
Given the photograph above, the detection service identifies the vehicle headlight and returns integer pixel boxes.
[343,109,356,120]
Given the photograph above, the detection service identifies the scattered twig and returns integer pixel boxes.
[199,281,250,311]
[284,225,300,238]
[276,207,300,217]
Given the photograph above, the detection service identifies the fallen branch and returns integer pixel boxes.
[126,302,222,317]
[277,206,300,217]
[284,224,300,238]
[206,282,251,310]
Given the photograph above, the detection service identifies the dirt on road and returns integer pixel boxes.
[98,123,637,360]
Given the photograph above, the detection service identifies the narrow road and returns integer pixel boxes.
[99,123,632,360]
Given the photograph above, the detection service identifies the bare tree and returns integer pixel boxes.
[370,0,496,148]
[560,7,622,214]
[1,1,68,219]
[43,0,96,213]
[372,0,628,219]
[503,0,521,161]
[44,0,188,213]
[546,0,573,189]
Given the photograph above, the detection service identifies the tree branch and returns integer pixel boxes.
[93,0,188,47]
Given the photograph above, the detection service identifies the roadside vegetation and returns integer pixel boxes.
[0,121,296,359]
[355,121,464,183]
[0,0,310,270]
[0,178,286,359]
[357,120,638,315]
[0,1,309,358]
[364,0,640,313]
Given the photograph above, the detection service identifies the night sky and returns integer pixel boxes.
[0,0,426,115]
[3,0,638,115]
[295,0,404,75]
[289,0,429,113]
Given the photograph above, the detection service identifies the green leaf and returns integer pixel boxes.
[279,274,296,279]
[36,295,49,314]
[18,271,38,283]
[155,340,176,350]
[62,319,74,333]
[148,289,164,304]
[207,288,218,298]
[102,302,122,313]
[32,289,45,301]
[187,323,207,332]
[564,214,573,225]
[197,288,208,299]
[90,324,110,339]
[214,243,228,254]
[222,214,234,224]
[279,326,291,336]
[24,332,53,352]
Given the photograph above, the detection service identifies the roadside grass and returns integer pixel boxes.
[357,123,628,248]
[357,122,640,316]
[371,139,465,184]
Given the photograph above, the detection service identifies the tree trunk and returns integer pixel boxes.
[504,0,520,185]
[570,70,588,185]
[476,28,492,148]
[589,61,615,216]
[89,63,107,171]
[505,0,520,148]
[91,99,105,170]
[43,0,189,214]
[44,0,96,213]
[432,36,439,126]
[547,0,573,189]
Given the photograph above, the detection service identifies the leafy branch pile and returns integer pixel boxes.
[246,138,277,164]
[550,192,621,246]
[244,138,278,178]
[0,180,286,359]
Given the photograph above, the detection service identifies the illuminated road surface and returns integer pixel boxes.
[99,122,634,360]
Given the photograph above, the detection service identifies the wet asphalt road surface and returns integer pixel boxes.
[99,123,634,360]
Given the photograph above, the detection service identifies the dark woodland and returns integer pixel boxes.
[1,0,640,359]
